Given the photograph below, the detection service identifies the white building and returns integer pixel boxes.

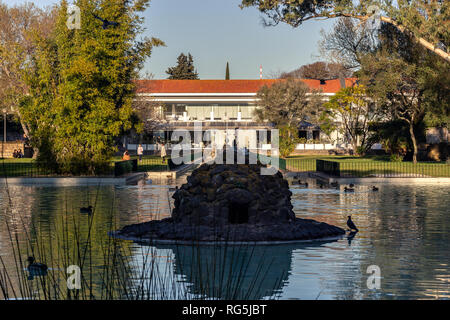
[133,79,357,151]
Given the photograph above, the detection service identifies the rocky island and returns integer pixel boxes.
[113,157,345,243]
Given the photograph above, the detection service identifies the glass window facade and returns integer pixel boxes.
[162,103,256,121]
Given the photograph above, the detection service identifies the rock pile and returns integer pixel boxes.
[115,160,345,242]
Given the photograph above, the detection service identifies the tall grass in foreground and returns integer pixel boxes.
[0,176,285,300]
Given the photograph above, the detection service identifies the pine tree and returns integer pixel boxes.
[166,53,199,79]
[225,62,230,80]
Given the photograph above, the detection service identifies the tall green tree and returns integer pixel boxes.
[0,2,55,157]
[21,0,163,173]
[225,62,230,80]
[240,0,450,62]
[322,84,379,155]
[255,79,321,129]
[255,79,321,157]
[358,24,447,163]
[166,53,199,80]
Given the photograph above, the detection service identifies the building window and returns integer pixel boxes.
[180,103,255,121]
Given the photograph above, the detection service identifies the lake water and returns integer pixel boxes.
[0,177,449,300]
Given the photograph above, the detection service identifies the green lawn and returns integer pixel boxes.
[110,155,165,162]
[0,158,35,163]
[111,155,170,171]
[0,155,171,177]
[284,155,450,177]
[1,155,449,178]
[0,159,48,177]
[285,155,391,161]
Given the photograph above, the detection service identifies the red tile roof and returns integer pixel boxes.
[135,79,357,95]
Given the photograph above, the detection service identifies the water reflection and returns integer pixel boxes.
[148,240,338,300]
[0,180,449,299]
[347,231,358,246]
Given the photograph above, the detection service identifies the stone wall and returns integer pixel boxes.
[0,141,26,158]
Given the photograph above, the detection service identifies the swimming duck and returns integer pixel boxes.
[372,186,379,191]
[27,256,48,278]
[297,180,308,187]
[80,206,93,214]
[344,187,355,192]
[330,181,338,188]
[346,216,359,232]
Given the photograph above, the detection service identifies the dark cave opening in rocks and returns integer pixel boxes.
[228,202,249,224]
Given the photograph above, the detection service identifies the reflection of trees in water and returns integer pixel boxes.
[0,186,38,299]
[0,185,139,299]
[2,183,448,299]
[114,185,172,224]
[0,185,36,235]
[153,240,338,300]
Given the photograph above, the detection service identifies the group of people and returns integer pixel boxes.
[121,143,167,161]
[12,149,23,158]
[121,145,142,161]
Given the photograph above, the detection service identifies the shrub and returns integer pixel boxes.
[279,126,299,158]
[390,154,404,162]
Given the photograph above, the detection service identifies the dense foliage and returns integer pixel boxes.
[323,84,378,155]
[358,24,449,163]
[19,0,163,173]
[255,79,321,128]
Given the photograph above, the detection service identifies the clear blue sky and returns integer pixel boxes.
[7,0,335,79]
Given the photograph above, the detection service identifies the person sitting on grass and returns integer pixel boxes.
[122,150,131,161]
[12,149,18,158]
[17,149,23,158]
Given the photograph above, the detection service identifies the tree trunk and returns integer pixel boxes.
[409,121,418,164]
[18,113,39,159]
[352,140,359,156]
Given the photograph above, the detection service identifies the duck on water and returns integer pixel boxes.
[26,256,48,279]
[344,186,355,192]
[80,206,93,214]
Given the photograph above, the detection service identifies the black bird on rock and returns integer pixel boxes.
[372,186,379,191]
[347,216,359,232]
[93,13,120,29]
